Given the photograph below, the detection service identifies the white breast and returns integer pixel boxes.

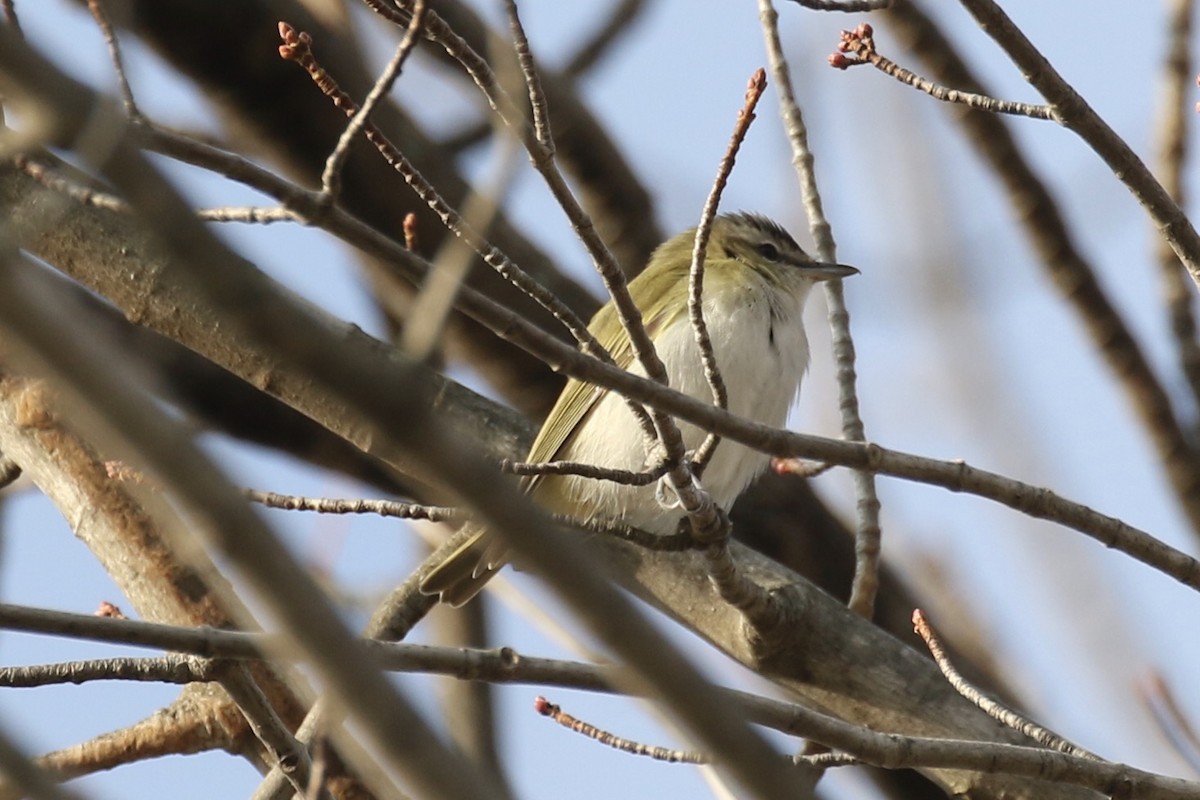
[551,271,814,535]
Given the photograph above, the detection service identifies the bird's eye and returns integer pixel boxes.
[755,242,781,261]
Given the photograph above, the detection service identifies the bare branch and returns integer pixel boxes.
[196,206,302,224]
[0,654,212,688]
[913,610,1097,760]
[501,0,550,148]
[246,490,464,521]
[761,0,882,619]
[319,0,426,200]
[534,696,709,764]
[12,154,127,211]
[501,457,668,486]
[86,0,140,119]
[216,663,313,797]
[830,23,1053,119]
[688,69,765,476]
[400,131,520,362]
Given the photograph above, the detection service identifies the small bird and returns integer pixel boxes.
[420,212,857,606]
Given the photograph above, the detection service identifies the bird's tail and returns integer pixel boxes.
[419,527,510,607]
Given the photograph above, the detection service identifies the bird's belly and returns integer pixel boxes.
[547,296,809,535]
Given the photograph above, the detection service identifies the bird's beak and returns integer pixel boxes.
[800,262,859,281]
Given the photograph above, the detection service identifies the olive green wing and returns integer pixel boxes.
[523,286,683,494]
[421,261,690,605]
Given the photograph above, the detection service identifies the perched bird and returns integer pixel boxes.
[420,212,857,606]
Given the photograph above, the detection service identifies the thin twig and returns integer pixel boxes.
[197,206,302,224]
[501,457,669,486]
[245,489,465,522]
[912,610,1098,759]
[501,0,551,148]
[829,24,1053,119]
[13,154,128,212]
[248,482,691,551]
[688,70,766,476]
[246,486,684,550]
[216,662,314,796]
[761,0,882,619]
[14,155,299,226]
[305,737,331,800]
[534,696,709,764]
[320,0,426,200]
[569,515,695,552]
[86,0,140,119]
[794,751,860,768]
[1153,0,1200,426]
[0,653,213,687]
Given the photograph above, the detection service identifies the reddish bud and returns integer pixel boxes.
[96,601,127,618]
[828,53,853,70]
